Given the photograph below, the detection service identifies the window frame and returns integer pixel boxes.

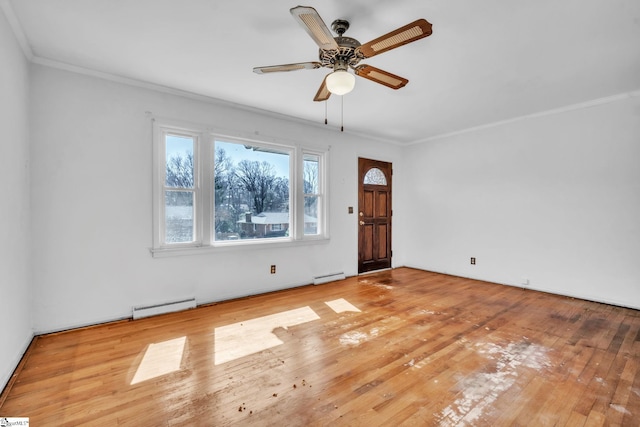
[151,119,329,256]
[153,124,204,250]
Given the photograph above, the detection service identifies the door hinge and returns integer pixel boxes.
[390,250,393,257]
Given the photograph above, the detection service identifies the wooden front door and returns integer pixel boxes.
[358,158,392,274]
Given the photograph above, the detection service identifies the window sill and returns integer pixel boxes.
[150,236,330,258]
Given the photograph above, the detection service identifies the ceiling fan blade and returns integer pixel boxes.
[313,75,331,102]
[355,65,409,90]
[357,19,432,58]
[253,62,322,74]
[290,6,339,51]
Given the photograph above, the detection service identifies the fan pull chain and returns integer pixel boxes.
[341,96,344,132]
[324,100,328,125]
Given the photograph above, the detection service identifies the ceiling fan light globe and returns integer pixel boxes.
[326,70,355,95]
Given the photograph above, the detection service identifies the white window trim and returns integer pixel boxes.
[151,119,329,257]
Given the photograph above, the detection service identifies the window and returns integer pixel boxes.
[303,154,320,235]
[152,121,328,254]
[214,140,291,241]
[164,134,197,244]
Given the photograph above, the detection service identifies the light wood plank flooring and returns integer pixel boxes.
[2,268,640,426]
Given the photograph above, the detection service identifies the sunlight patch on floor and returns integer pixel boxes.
[214,306,320,365]
[131,336,186,385]
[325,298,361,313]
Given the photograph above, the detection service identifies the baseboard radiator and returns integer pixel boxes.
[132,298,196,320]
[313,272,346,285]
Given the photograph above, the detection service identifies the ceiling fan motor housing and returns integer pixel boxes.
[319,20,363,70]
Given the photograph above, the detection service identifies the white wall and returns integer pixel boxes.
[399,94,640,309]
[0,8,32,391]
[29,64,402,333]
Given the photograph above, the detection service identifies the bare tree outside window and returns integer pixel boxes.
[214,140,291,241]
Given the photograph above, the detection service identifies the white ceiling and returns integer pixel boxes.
[6,0,640,144]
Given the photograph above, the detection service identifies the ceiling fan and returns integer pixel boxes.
[253,6,433,102]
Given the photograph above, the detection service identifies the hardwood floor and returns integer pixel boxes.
[2,268,640,426]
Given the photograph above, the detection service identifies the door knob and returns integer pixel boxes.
[359,212,364,217]
[359,220,365,225]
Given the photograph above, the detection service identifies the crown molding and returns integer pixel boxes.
[408,89,640,146]
[0,0,33,61]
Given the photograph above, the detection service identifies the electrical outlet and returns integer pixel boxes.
[270,265,276,274]
[470,257,476,265]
